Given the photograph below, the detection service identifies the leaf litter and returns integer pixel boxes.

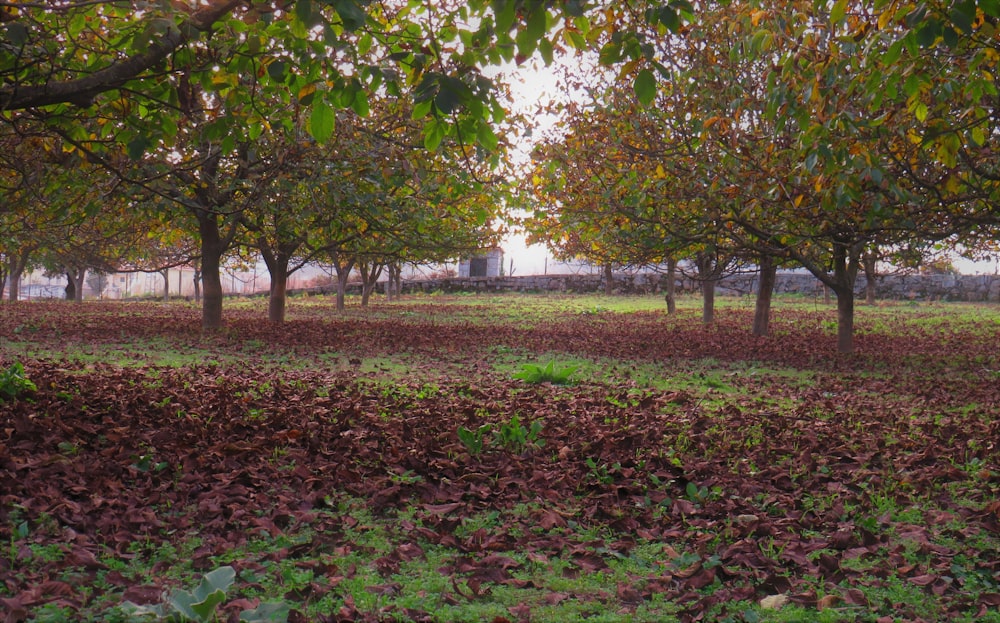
[1,299,998,621]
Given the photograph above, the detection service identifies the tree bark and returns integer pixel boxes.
[333,258,355,312]
[162,269,170,302]
[260,244,292,323]
[8,270,19,301]
[7,252,30,302]
[197,212,226,330]
[268,269,288,323]
[602,264,613,295]
[0,1,242,110]
[359,262,383,307]
[752,254,777,337]
[65,272,76,301]
[664,257,677,314]
[696,253,716,324]
[863,251,878,305]
[702,279,715,324]
[831,240,862,354]
[193,264,201,302]
[836,285,855,354]
[71,268,86,302]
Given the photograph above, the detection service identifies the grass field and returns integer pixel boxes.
[1,293,998,622]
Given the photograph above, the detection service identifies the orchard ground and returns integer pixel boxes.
[1,293,998,623]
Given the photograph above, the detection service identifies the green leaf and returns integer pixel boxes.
[308,99,336,143]
[658,7,680,31]
[982,0,1000,18]
[598,41,621,65]
[350,89,370,117]
[435,77,466,115]
[411,98,433,120]
[882,39,903,67]
[333,0,367,31]
[423,119,446,151]
[830,0,848,24]
[916,19,941,47]
[949,0,976,33]
[3,23,28,47]
[476,123,499,152]
[267,61,287,83]
[240,601,291,623]
[494,0,517,34]
[127,136,151,161]
[634,69,657,106]
[539,37,554,65]
[295,0,314,25]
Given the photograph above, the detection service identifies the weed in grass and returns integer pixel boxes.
[0,361,36,402]
[494,413,544,453]
[513,360,579,385]
[457,423,492,455]
[121,565,289,622]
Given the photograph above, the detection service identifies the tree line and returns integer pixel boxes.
[522,0,1000,352]
[1,1,997,352]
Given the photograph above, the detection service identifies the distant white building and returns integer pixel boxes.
[458,248,504,277]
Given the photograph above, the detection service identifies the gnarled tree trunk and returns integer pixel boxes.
[696,252,717,324]
[197,212,226,330]
[862,250,878,305]
[752,254,777,337]
[359,262,383,307]
[664,257,677,314]
[333,256,355,312]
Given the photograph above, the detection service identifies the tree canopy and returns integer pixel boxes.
[2,0,998,354]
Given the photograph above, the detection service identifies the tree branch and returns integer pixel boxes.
[0,1,241,110]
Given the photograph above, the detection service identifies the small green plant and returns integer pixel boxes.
[457,424,492,455]
[0,362,37,402]
[512,360,578,385]
[585,457,621,485]
[494,414,544,452]
[121,565,288,622]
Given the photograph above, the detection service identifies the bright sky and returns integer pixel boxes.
[485,59,562,275]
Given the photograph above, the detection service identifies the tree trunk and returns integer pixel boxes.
[385,264,395,303]
[603,264,613,296]
[752,254,777,337]
[831,241,862,354]
[197,212,226,330]
[360,263,383,307]
[7,252,30,302]
[162,269,170,302]
[696,253,716,324]
[702,279,715,324]
[384,263,402,302]
[72,268,86,303]
[836,286,855,354]
[336,270,349,311]
[8,271,19,301]
[65,272,76,301]
[333,258,355,312]
[664,257,677,314]
[863,251,878,305]
[258,242,294,323]
[269,269,288,323]
[193,265,201,302]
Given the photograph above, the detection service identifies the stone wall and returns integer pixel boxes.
[393,271,1000,302]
